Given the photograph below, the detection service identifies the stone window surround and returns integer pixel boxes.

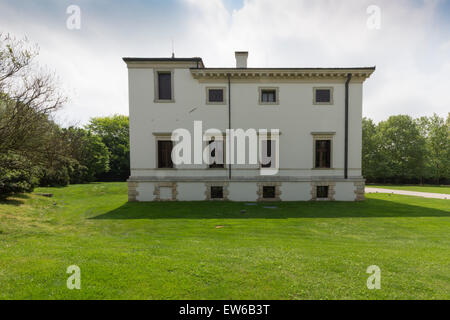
[257,182,281,201]
[310,181,335,201]
[313,87,334,105]
[206,86,227,105]
[154,69,175,103]
[311,132,335,170]
[258,87,280,105]
[153,182,178,201]
[204,182,229,201]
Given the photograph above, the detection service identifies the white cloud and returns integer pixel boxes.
[0,0,448,124]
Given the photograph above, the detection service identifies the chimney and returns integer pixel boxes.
[235,51,248,68]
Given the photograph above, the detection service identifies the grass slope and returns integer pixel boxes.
[0,182,449,300]
[369,185,450,195]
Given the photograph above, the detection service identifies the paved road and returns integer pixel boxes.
[365,188,450,200]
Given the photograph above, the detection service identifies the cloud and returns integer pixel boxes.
[0,0,448,124]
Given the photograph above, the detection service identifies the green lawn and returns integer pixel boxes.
[0,182,449,300]
[369,185,450,195]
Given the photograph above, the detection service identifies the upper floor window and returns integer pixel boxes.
[313,87,333,105]
[206,87,226,104]
[157,140,174,168]
[155,70,174,102]
[259,87,279,105]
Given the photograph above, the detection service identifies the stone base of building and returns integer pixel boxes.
[127,177,365,202]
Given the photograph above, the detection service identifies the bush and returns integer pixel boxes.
[0,152,39,197]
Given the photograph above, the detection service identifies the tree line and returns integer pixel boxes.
[363,114,450,184]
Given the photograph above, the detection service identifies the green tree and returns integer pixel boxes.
[416,114,450,184]
[377,115,426,182]
[86,115,129,181]
[63,127,110,183]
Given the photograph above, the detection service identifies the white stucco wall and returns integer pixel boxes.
[126,59,372,201]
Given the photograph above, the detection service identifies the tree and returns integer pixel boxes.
[63,127,110,183]
[416,114,450,184]
[377,115,426,182]
[86,115,129,181]
[362,117,381,181]
[0,33,66,195]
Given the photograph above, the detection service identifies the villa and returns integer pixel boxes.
[123,52,375,201]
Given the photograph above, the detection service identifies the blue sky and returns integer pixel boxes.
[0,0,449,124]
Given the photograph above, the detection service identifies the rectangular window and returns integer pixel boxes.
[317,186,329,199]
[261,140,273,168]
[210,186,224,199]
[314,88,333,104]
[208,89,224,103]
[261,89,276,103]
[263,186,276,199]
[315,140,331,168]
[208,139,224,168]
[158,140,173,168]
[158,72,172,100]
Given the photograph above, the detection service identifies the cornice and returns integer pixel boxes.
[190,68,375,82]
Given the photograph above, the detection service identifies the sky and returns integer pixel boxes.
[0,0,449,125]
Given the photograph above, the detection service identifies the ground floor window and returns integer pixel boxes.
[157,140,174,168]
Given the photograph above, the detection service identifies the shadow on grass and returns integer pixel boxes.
[91,197,450,220]
[0,193,30,206]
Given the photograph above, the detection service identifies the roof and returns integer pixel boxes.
[123,57,204,68]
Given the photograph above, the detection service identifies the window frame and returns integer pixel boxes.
[154,69,175,103]
[154,134,176,169]
[206,87,227,105]
[258,87,279,105]
[313,87,334,105]
[312,132,335,170]
[207,138,225,169]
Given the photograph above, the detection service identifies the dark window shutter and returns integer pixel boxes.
[158,73,172,100]
[211,186,224,199]
[158,140,173,168]
[208,89,224,102]
[315,140,331,168]
[261,90,276,102]
[262,140,272,168]
[315,89,331,103]
[317,186,329,198]
[208,140,224,168]
[263,186,276,199]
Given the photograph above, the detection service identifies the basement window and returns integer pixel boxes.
[314,87,333,104]
[211,186,224,199]
[316,186,329,199]
[262,186,276,199]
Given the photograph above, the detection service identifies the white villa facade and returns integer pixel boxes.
[124,52,375,202]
